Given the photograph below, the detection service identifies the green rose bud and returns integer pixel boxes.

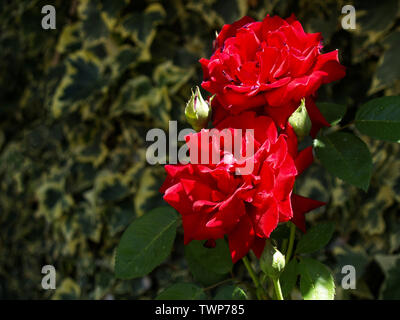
[185,86,212,132]
[260,239,285,280]
[288,98,312,141]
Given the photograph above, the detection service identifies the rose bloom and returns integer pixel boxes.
[200,15,346,134]
[160,112,324,262]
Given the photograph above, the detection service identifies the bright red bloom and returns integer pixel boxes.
[160,112,323,262]
[200,14,345,132]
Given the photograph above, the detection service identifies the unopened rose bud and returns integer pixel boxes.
[185,86,212,132]
[260,239,285,280]
[288,98,312,141]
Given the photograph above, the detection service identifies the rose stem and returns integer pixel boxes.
[272,278,284,300]
[242,256,266,300]
[285,222,296,264]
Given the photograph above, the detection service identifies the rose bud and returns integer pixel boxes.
[185,86,212,132]
[288,98,312,141]
[260,239,285,280]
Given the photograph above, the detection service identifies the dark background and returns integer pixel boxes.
[0,0,399,299]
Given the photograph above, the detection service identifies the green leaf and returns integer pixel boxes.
[51,51,106,117]
[134,167,165,217]
[280,259,298,298]
[317,102,347,126]
[156,283,206,300]
[375,254,400,299]
[270,223,290,241]
[185,239,233,286]
[120,3,165,45]
[369,32,400,94]
[356,0,398,44]
[80,1,109,41]
[355,96,400,142]
[53,278,81,300]
[185,263,226,286]
[313,132,372,191]
[115,207,178,279]
[61,57,104,102]
[153,61,195,95]
[94,171,129,203]
[185,264,226,287]
[214,285,247,300]
[296,222,335,254]
[298,257,335,300]
[333,245,369,281]
[213,0,247,23]
[111,76,153,117]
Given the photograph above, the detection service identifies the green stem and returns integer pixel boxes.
[285,222,296,264]
[242,256,260,287]
[272,278,284,300]
[242,256,266,300]
[281,238,289,254]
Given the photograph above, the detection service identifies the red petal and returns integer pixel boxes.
[261,15,288,36]
[306,97,331,137]
[215,16,255,49]
[295,146,313,175]
[163,183,193,216]
[251,236,266,258]
[228,214,255,263]
[314,50,346,83]
[291,194,326,232]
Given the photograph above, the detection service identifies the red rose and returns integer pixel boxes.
[160,112,324,262]
[200,14,346,132]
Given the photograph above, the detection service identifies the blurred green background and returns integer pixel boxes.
[0,0,399,299]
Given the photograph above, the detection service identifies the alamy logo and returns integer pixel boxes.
[341,5,356,30]
[41,265,56,290]
[41,5,56,30]
[341,265,356,289]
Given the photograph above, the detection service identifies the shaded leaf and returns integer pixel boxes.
[115,207,178,279]
[313,132,372,191]
[296,222,335,254]
[317,102,347,126]
[280,258,298,299]
[185,239,233,286]
[134,167,165,217]
[52,278,81,300]
[375,254,400,299]
[355,96,400,142]
[369,32,400,94]
[214,285,247,300]
[333,245,369,282]
[156,283,206,300]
